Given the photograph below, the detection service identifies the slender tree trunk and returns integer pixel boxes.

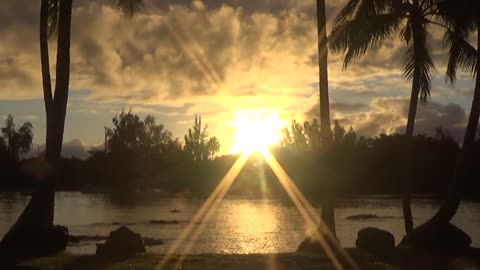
[403,72,420,234]
[0,0,72,254]
[41,0,54,161]
[0,1,55,253]
[317,0,335,236]
[427,27,480,225]
[402,3,426,234]
[52,0,72,163]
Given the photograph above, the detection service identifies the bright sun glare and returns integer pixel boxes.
[230,109,285,154]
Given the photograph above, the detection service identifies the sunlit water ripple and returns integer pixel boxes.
[0,192,479,254]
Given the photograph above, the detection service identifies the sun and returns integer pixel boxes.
[230,109,285,155]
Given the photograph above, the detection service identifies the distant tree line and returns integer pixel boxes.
[78,109,221,192]
[273,120,480,199]
[0,115,35,190]
[1,112,479,200]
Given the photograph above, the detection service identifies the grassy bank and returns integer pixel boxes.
[9,249,480,269]
[9,250,395,270]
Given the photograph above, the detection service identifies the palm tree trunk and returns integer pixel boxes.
[428,27,480,225]
[317,0,335,236]
[0,0,72,254]
[52,0,72,162]
[403,72,420,234]
[41,0,54,161]
[402,4,426,234]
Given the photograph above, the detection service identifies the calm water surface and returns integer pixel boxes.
[0,192,479,254]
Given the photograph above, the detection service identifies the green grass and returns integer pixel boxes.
[11,250,396,270]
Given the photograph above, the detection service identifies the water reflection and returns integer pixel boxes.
[225,201,280,253]
[0,192,479,254]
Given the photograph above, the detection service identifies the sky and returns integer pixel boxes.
[0,0,477,157]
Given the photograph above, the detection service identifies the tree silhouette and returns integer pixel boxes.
[316,0,336,236]
[205,137,221,160]
[106,109,145,154]
[423,0,480,225]
[184,115,220,162]
[1,0,145,255]
[106,109,176,156]
[329,0,439,234]
[304,119,322,150]
[0,115,33,161]
[281,120,308,151]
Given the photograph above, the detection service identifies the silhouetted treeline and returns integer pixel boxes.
[0,115,37,190]
[1,113,479,199]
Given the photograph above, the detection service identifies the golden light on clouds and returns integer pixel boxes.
[230,109,286,154]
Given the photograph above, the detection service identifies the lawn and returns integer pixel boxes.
[11,250,395,270]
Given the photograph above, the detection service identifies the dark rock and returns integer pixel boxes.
[297,231,339,253]
[399,222,471,254]
[68,235,106,243]
[95,226,146,258]
[49,225,69,252]
[346,214,396,220]
[346,214,378,220]
[143,237,164,246]
[148,220,179,225]
[356,227,395,258]
[71,233,163,247]
[111,222,135,226]
[0,225,68,255]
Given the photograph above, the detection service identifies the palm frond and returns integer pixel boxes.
[436,0,478,83]
[330,13,403,69]
[419,0,438,13]
[47,0,59,38]
[400,20,412,43]
[402,21,435,103]
[110,0,145,19]
[436,0,477,35]
[443,29,478,82]
[329,0,405,69]
[334,0,362,24]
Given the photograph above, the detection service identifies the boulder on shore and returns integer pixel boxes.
[297,231,339,253]
[399,222,471,254]
[96,226,146,258]
[356,227,395,258]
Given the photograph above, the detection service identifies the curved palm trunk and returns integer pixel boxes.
[428,27,480,225]
[0,0,72,254]
[317,0,335,236]
[402,3,428,234]
[403,73,420,234]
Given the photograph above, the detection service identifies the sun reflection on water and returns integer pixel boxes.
[225,201,279,253]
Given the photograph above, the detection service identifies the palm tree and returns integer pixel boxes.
[316,0,336,236]
[0,0,144,254]
[425,0,480,225]
[328,0,438,234]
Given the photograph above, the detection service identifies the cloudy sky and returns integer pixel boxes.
[0,0,476,156]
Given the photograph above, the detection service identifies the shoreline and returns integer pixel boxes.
[6,190,480,202]
[8,251,396,270]
[9,248,480,270]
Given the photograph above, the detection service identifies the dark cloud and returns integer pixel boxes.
[0,0,329,102]
[0,0,456,106]
[306,101,368,118]
[0,0,472,153]
[331,102,368,113]
[333,98,468,142]
[146,0,321,16]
